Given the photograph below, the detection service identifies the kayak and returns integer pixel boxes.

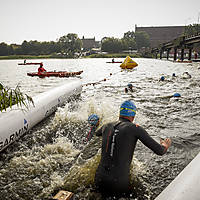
[106,61,122,63]
[18,62,41,65]
[27,70,83,78]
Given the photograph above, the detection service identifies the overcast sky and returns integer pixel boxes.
[1,0,200,44]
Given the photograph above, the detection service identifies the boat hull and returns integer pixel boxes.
[18,63,41,65]
[27,71,83,77]
[106,61,122,63]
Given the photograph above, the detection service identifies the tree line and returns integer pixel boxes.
[0,33,82,58]
[0,31,150,57]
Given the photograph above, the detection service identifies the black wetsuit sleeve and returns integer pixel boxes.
[96,125,103,136]
[136,126,166,155]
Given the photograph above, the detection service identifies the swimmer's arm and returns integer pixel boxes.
[137,126,171,155]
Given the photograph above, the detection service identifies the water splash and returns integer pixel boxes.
[0,138,80,200]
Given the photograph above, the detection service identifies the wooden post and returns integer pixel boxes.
[188,48,192,60]
[181,49,184,61]
[174,48,177,61]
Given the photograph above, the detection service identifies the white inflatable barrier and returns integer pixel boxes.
[155,152,200,200]
[0,80,82,153]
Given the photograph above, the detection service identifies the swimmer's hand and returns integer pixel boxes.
[160,138,171,152]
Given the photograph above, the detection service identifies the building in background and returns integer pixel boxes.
[81,36,101,51]
[135,25,185,48]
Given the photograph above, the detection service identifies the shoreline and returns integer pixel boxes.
[0,53,143,60]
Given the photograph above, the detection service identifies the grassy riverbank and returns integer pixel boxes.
[0,55,53,60]
[0,53,144,60]
[85,53,141,58]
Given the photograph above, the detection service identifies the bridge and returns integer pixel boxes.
[152,33,200,61]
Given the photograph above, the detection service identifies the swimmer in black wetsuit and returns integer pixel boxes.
[90,100,171,197]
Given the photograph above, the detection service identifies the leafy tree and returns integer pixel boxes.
[14,45,23,55]
[123,31,135,39]
[185,24,200,36]
[122,31,137,50]
[28,40,42,55]
[17,40,40,55]
[21,40,30,54]
[19,40,60,55]
[101,37,123,53]
[58,33,82,57]
[0,42,13,56]
[135,31,150,49]
[40,41,60,55]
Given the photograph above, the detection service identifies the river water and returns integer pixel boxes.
[0,58,200,200]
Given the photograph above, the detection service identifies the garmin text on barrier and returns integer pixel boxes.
[0,123,29,151]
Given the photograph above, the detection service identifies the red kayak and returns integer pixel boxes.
[106,61,122,63]
[18,62,41,65]
[27,70,83,78]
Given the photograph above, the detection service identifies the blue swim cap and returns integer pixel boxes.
[127,83,133,88]
[173,93,181,97]
[160,76,165,81]
[88,114,99,126]
[120,100,136,117]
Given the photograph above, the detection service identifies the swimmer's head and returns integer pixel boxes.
[127,83,133,89]
[120,100,136,117]
[160,76,165,81]
[88,114,100,126]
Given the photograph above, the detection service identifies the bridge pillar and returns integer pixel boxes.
[155,52,158,59]
[160,50,163,59]
[167,49,170,60]
[188,49,192,60]
[174,48,177,61]
[181,49,184,61]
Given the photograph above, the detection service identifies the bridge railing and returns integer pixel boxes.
[185,32,200,40]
